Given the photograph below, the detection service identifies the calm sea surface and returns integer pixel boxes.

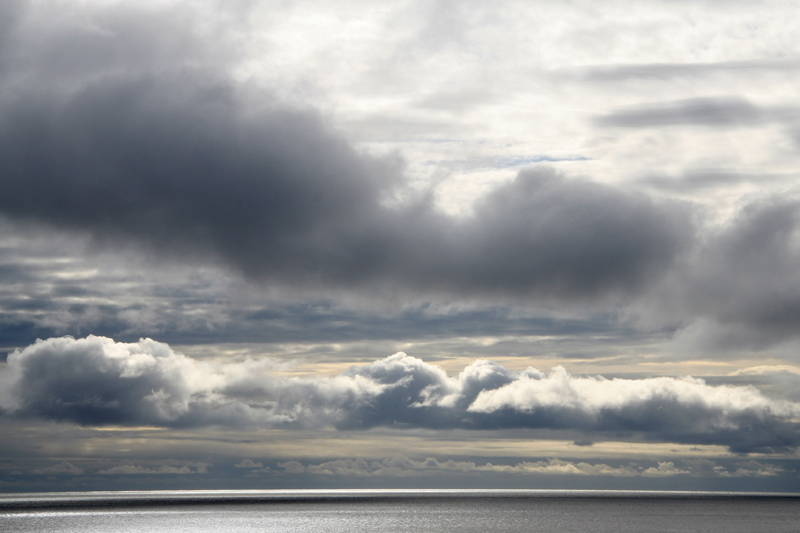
[1,490,798,532]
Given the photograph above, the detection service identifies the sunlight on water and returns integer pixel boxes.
[2,490,799,533]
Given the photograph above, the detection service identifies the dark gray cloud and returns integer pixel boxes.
[5,0,800,357]
[661,195,800,347]
[637,170,791,193]
[0,0,741,347]
[581,190,800,353]
[3,336,798,453]
[454,170,691,299]
[594,97,779,128]
[0,0,696,305]
[0,74,691,302]
[0,217,641,356]
[562,59,800,82]
[0,71,400,276]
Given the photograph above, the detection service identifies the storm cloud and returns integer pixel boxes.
[0,75,691,301]
[644,194,800,349]
[3,336,798,453]
[9,0,800,332]
[565,59,800,82]
[0,1,700,304]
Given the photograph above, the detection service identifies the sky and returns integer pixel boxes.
[1,0,800,493]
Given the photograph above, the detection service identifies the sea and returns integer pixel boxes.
[1,490,798,532]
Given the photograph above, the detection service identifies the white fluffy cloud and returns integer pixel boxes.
[3,336,800,453]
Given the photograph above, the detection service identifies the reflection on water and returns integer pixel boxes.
[2,490,799,533]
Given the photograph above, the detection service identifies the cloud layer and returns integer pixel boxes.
[276,457,671,478]
[594,97,789,128]
[0,0,694,304]
[4,0,800,353]
[0,74,690,301]
[4,0,800,495]
[3,336,798,453]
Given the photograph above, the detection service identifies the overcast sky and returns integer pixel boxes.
[2,0,800,493]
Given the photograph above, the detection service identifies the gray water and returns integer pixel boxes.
[2,490,799,532]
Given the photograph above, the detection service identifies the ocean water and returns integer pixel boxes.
[1,490,799,532]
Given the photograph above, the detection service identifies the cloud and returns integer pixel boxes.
[636,170,788,194]
[97,462,210,475]
[3,336,799,453]
[450,169,691,300]
[505,459,640,477]
[277,457,639,477]
[594,97,789,128]
[0,335,388,429]
[641,462,690,477]
[278,461,307,475]
[0,1,693,305]
[0,76,690,302]
[717,461,784,478]
[733,366,800,376]
[10,0,800,354]
[464,366,800,453]
[690,197,800,336]
[3,0,800,361]
[32,461,85,475]
[234,459,264,469]
[234,459,272,474]
[2,335,217,426]
[278,456,695,478]
[649,194,800,350]
[562,59,800,82]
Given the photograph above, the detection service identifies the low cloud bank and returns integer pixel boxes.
[97,463,210,475]
[272,456,791,479]
[277,457,648,478]
[3,336,799,453]
[25,456,790,480]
